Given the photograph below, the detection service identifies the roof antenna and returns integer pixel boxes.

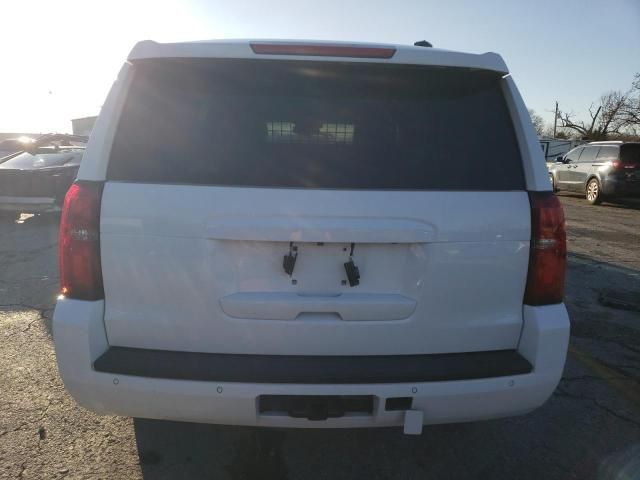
[414,40,433,48]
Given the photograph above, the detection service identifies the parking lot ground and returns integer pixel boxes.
[559,193,640,271]
[1,196,639,480]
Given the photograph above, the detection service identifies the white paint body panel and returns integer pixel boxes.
[219,292,417,321]
[100,185,530,355]
[501,75,552,192]
[76,63,132,183]
[54,298,569,427]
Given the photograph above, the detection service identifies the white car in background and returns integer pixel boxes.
[53,39,569,435]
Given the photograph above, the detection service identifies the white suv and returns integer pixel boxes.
[53,40,569,434]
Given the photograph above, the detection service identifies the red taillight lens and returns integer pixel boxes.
[611,160,622,169]
[59,181,104,300]
[250,42,396,58]
[524,192,566,306]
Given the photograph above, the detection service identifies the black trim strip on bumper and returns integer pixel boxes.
[93,347,532,384]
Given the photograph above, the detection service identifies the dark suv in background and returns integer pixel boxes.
[550,141,640,204]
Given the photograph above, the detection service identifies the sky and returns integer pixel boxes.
[0,0,638,134]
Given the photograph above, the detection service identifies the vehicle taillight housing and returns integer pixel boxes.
[524,192,566,305]
[611,160,622,169]
[59,181,104,300]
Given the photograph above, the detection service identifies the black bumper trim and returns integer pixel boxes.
[93,347,532,384]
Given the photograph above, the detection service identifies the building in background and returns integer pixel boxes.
[71,116,97,136]
[539,136,584,167]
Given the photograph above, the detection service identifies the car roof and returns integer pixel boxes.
[589,141,640,146]
[127,39,509,74]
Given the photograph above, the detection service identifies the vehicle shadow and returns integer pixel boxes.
[133,418,513,480]
[133,404,639,480]
[600,199,640,210]
[556,192,640,210]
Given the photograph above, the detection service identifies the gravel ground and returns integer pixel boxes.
[1,195,639,480]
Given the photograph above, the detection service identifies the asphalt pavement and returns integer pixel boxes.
[1,194,639,479]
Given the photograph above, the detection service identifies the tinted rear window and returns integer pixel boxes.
[579,146,598,163]
[565,147,583,163]
[596,146,618,161]
[108,59,524,190]
[620,144,640,163]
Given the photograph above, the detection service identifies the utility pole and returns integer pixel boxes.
[553,101,558,138]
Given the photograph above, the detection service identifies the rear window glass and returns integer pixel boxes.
[565,147,583,163]
[578,146,598,163]
[620,144,640,163]
[596,146,618,161]
[108,59,524,190]
[0,140,22,150]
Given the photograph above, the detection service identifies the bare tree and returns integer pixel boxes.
[528,108,546,136]
[551,129,571,139]
[558,91,631,140]
[621,73,640,130]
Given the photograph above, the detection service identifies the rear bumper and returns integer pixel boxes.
[94,348,533,384]
[601,178,640,196]
[0,195,59,212]
[53,300,570,428]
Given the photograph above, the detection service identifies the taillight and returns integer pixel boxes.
[250,42,396,58]
[524,192,566,305]
[59,181,104,300]
[612,160,638,169]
